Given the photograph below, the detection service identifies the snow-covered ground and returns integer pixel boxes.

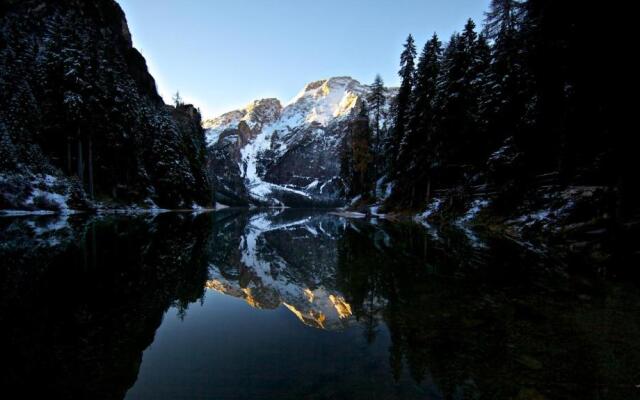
[415,198,443,221]
[458,199,490,223]
[0,173,74,215]
[330,211,366,219]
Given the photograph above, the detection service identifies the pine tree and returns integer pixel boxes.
[484,0,522,41]
[340,103,374,199]
[396,34,442,207]
[389,35,416,175]
[483,0,529,156]
[367,74,386,175]
[433,20,487,182]
[173,91,183,107]
[474,32,492,140]
[339,133,354,197]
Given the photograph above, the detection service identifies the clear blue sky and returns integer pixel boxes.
[116,0,491,118]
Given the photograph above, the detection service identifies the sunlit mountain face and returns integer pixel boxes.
[1,211,639,400]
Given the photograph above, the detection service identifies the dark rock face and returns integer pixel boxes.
[208,120,351,208]
[207,124,251,206]
[262,122,346,205]
[205,99,284,206]
[0,0,210,209]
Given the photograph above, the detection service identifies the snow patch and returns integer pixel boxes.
[415,198,443,221]
[26,214,69,236]
[458,199,490,223]
[1,173,73,214]
[349,195,362,206]
[370,205,385,217]
[330,211,366,219]
[305,180,319,190]
[285,77,367,125]
[453,199,490,249]
[1,210,57,216]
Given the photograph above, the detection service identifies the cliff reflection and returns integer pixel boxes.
[0,213,213,399]
[206,209,353,329]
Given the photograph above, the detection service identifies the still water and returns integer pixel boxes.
[1,209,638,399]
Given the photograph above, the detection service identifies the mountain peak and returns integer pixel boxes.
[284,76,368,125]
[203,77,370,145]
[244,98,282,125]
[293,76,363,100]
[203,97,283,145]
[300,76,358,92]
[302,79,326,92]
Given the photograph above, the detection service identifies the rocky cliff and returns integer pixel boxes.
[204,77,395,207]
[0,0,210,211]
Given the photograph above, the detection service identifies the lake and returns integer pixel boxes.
[1,209,638,399]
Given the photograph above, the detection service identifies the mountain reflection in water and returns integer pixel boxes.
[0,209,638,400]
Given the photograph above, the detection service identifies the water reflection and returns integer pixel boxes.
[207,210,352,329]
[0,213,212,399]
[0,210,638,399]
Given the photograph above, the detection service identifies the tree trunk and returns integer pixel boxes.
[66,137,72,173]
[410,185,415,208]
[88,135,94,199]
[77,129,84,184]
[211,181,216,207]
[374,114,380,177]
[91,222,97,269]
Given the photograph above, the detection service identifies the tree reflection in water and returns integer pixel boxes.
[0,213,213,399]
[336,218,640,400]
[1,210,638,400]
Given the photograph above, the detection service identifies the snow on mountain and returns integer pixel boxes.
[203,110,245,146]
[205,77,395,206]
[203,98,282,146]
[282,76,369,126]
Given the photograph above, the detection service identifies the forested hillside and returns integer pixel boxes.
[340,0,632,258]
[0,0,210,211]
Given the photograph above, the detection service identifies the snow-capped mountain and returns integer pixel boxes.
[204,77,395,207]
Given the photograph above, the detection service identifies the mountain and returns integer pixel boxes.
[0,0,210,212]
[204,77,395,207]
